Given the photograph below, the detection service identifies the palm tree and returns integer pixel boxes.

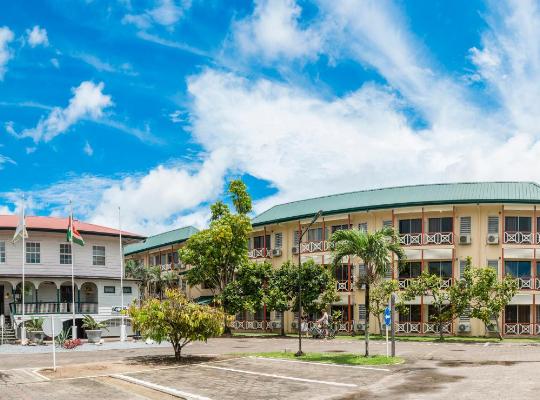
[161,270,180,290]
[331,226,404,357]
[125,260,151,300]
[149,265,164,299]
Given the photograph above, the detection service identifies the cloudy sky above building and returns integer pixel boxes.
[1,0,540,234]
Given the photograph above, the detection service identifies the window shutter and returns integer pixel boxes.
[488,216,499,234]
[358,304,366,321]
[460,306,471,321]
[294,231,300,246]
[358,264,366,277]
[383,220,393,228]
[274,233,283,249]
[460,216,471,235]
[385,264,392,279]
[487,260,498,276]
[459,260,467,278]
[358,223,368,233]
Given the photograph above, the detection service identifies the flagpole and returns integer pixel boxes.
[70,201,77,339]
[119,206,125,342]
[21,199,26,344]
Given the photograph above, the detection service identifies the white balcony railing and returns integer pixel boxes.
[504,323,533,335]
[399,233,422,246]
[440,278,453,288]
[504,231,532,244]
[299,240,333,253]
[537,232,540,244]
[231,320,277,330]
[424,232,453,245]
[423,322,452,334]
[396,322,422,334]
[248,248,267,258]
[536,278,540,290]
[398,278,414,289]
[336,280,352,292]
[516,277,534,290]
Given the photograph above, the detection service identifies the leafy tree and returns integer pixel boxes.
[128,289,224,360]
[161,270,180,290]
[125,260,151,300]
[369,279,399,334]
[266,260,338,333]
[331,227,404,356]
[221,261,273,317]
[179,179,252,333]
[461,257,518,339]
[401,271,469,341]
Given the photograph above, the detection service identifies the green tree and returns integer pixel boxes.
[128,289,224,360]
[369,279,399,334]
[401,271,469,341]
[266,260,338,334]
[125,260,151,300]
[461,258,518,340]
[330,227,404,356]
[179,179,252,333]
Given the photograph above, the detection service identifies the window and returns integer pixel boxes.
[428,217,453,233]
[399,219,422,234]
[274,232,283,249]
[459,260,467,278]
[334,264,350,281]
[123,286,132,294]
[26,242,40,264]
[460,216,471,235]
[487,260,499,276]
[428,305,451,322]
[505,216,531,232]
[358,304,366,321]
[488,216,499,234]
[60,243,72,265]
[460,306,471,321]
[294,230,300,245]
[307,227,322,242]
[358,223,368,233]
[428,261,453,278]
[331,224,349,233]
[0,241,5,263]
[254,307,270,321]
[382,220,393,228]
[253,235,270,249]
[93,245,106,266]
[504,260,531,278]
[399,305,421,323]
[104,286,115,294]
[505,305,530,323]
[399,262,422,279]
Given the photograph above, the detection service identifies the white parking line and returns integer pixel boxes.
[112,374,213,400]
[198,364,357,387]
[247,356,392,371]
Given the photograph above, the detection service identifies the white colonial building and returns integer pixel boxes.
[0,215,144,338]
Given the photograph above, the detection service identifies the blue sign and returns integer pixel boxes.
[384,306,391,325]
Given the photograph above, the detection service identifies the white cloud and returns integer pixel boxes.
[73,53,138,75]
[122,0,191,29]
[231,0,321,61]
[50,58,60,68]
[83,141,93,156]
[26,25,49,47]
[0,26,14,80]
[18,81,113,143]
[0,154,15,169]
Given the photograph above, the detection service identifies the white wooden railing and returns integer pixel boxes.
[504,231,532,244]
[440,278,453,288]
[398,278,414,289]
[516,277,534,290]
[336,280,352,292]
[299,240,333,253]
[504,323,534,335]
[396,322,422,334]
[231,320,280,330]
[248,248,267,258]
[423,322,452,334]
[424,232,453,245]
[399,233,422,246]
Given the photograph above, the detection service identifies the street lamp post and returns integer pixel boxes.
[296,209,323,357]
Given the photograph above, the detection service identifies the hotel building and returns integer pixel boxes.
[0,216,144,338]
[244,182,540,337]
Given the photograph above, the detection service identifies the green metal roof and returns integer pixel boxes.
[252,182,540,226]
[124,226,199,255]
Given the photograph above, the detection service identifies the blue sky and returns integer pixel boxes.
[1,0,539,234]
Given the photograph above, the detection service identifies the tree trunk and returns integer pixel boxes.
[223,310,231,336]
[172,341,182,361]
[376,314,382,336]
[280,311,285,336]
[364,281,370,357]
[496,319,503,341]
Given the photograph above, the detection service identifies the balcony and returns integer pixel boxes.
[248,248,268,259]
[504,231,532,244]
[424,232,453,245]
[516,277,534,290]
[336,280,353,292]
[504,323,534,335]
[396,321,452,334]
[423,322,452,334]
[300,240,332,253]
[399,233,422,246]
[398,277,452,289]
[10,301,98,315]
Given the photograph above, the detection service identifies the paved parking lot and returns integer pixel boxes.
[1,337,540,399]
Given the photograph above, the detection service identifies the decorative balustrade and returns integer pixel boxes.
[504,323,533,335]
[440,278,453,288]
[399,233,422,246]
[248,248,268,259]
[398,278,414,289]
[424,232,453,245]
[336,280,352,292]
[536,278,540,290]
[537,232,540,244]
[396,321,422,334]
[231,320,278,330]
[10,302,98,315]
[423,322,452,334]
[299,240,333,253]
[516,277,534,290]
[536,324,540,335]
[504,231,532,244]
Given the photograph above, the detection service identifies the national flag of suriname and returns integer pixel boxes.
[67,216,85,246]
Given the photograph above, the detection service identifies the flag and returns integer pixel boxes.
[12,210,28,243]
[67,216,85,246]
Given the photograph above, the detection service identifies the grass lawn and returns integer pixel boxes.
[335,334,540,343]
[240,351,403,366]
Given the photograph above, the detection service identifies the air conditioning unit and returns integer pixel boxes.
[487,233,499,245]
[356,322,366,331]
[458,323,471,333]
[292,246,299,255]
[486,323,498,333]
[272,321,282,329]
[178,263,187,270]
[459,234,471,245]
[272,248,282,257]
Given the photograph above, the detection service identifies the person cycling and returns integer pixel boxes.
[316,310,329,339]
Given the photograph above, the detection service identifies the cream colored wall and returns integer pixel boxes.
[248,203,540,336]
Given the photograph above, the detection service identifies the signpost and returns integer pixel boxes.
[43,316,62,372]
[384,306,391,357]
